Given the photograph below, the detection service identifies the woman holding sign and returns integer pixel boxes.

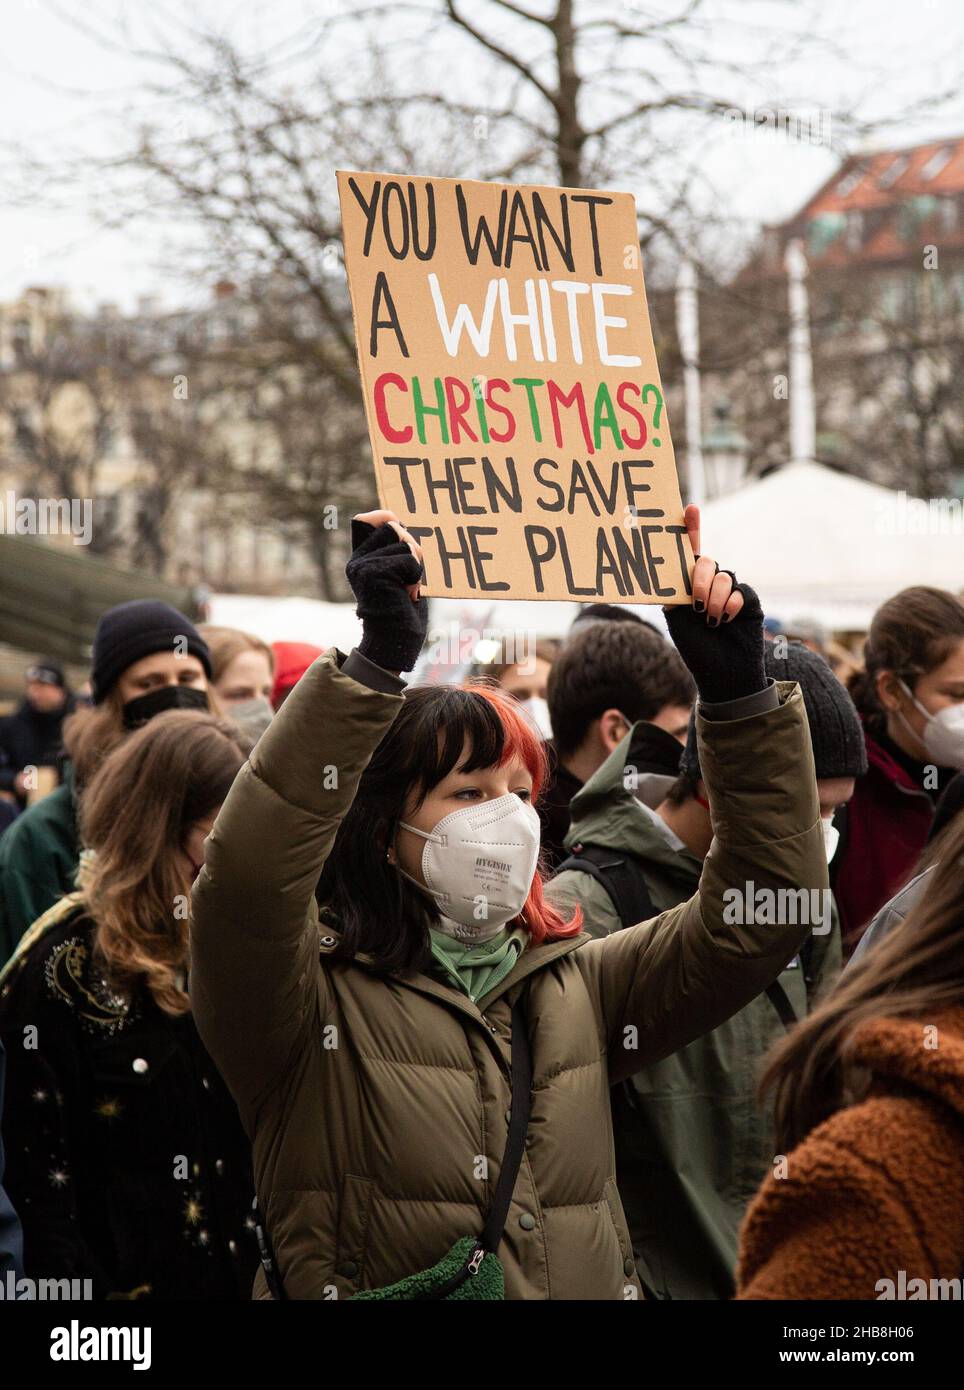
[190,507,826,1301]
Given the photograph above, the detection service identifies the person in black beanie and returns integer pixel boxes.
[0,659,76,811]
[674,640,868,849]
[0,602,212,966]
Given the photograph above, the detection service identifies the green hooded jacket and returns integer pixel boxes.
[545,726,841,1300]
[0,765,79,967]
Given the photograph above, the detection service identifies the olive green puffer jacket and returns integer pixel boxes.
[190,652,825,1300]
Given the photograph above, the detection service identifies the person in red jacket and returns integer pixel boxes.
[833,585,964,954]
[738,808,964,1300]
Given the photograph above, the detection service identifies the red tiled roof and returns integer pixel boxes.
[797,137,964,218]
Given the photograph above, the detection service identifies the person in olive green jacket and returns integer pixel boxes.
[546,640,866,1299]
[189,506,827,1301]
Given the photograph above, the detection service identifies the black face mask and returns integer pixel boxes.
[122,684,209,731]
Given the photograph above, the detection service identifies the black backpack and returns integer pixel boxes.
[554,842,798,1030]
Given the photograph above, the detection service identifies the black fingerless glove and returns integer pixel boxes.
[665,576,767,705]
[347,520,428,673]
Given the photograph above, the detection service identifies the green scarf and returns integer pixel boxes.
[428,926,526,1003]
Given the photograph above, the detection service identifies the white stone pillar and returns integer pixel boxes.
[785,239,817,465]
[675,259,706,506]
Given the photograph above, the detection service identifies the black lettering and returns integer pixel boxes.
[452,458,485,514]
[620,459,655,513]
[349,177,381,256]
[584,459,621,515]
[505,190,543,270]
[533,192,574,273]
[666,524,693,597]
[534,458,564,511]
[523,525,556,593]
[467,527,509,591]
[595,529,627,597]
[612,526,652,596]
[567,460,601,517]
[481,455,522,513]
[410,181,437,260]
[434,525,478,589]
[381,456,424,511]
[381,181,410,259]
[571,194,613,276]
[369,272,409,357]
[424,458,459,515]
[558,527,596,596]
[456,185,508,266]
[639,525,676,598]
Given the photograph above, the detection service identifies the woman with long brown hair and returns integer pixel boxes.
[0,600,214,966]
[738,808,964,1299]
[834,585,964,952]
[0,711,258,1300]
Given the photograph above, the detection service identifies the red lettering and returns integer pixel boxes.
[374,372,412,443]
[444,376,479,445]
[485,378,516,443]
[546,379,593,454]
[616,381,647,448]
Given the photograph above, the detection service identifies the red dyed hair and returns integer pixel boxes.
[467,682,583,944]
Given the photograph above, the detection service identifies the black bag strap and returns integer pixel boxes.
[559,844,800,1033]
[554,842,658,932]
[764,980,800,1031]
[252,1000,533,1298]
[480,1001,532,1254]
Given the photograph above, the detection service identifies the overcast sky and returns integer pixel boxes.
[2,0,963,311]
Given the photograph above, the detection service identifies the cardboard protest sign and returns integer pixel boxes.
[337,170,694,603]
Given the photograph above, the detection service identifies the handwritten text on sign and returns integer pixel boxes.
[337,171,693,602]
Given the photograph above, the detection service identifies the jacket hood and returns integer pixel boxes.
[562,722,701,890]
[852,1006,964,1121]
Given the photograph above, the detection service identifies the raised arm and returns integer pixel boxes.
[190,515,426,1120]
[576,510,827,1078]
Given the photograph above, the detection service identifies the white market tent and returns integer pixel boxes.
[699,461,963,632]
[207,593,363,652]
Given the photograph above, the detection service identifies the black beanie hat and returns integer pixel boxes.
[90,599,212,704]
[765,642,867,778]
[676,641,868,784]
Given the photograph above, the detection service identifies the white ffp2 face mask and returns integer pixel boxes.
[821,817,840,865]
[898,681,964,770]
[397,793,541,943]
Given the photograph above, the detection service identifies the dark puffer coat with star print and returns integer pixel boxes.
[0,894,258,1299]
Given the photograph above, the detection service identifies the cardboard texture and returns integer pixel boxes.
[338,170,694,603]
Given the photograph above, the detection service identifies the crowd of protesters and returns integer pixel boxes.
[0,505,961,1301]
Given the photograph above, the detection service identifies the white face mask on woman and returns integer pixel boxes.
[898,681,964,770]
[396,793,541,943]
[821,817,840,865]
